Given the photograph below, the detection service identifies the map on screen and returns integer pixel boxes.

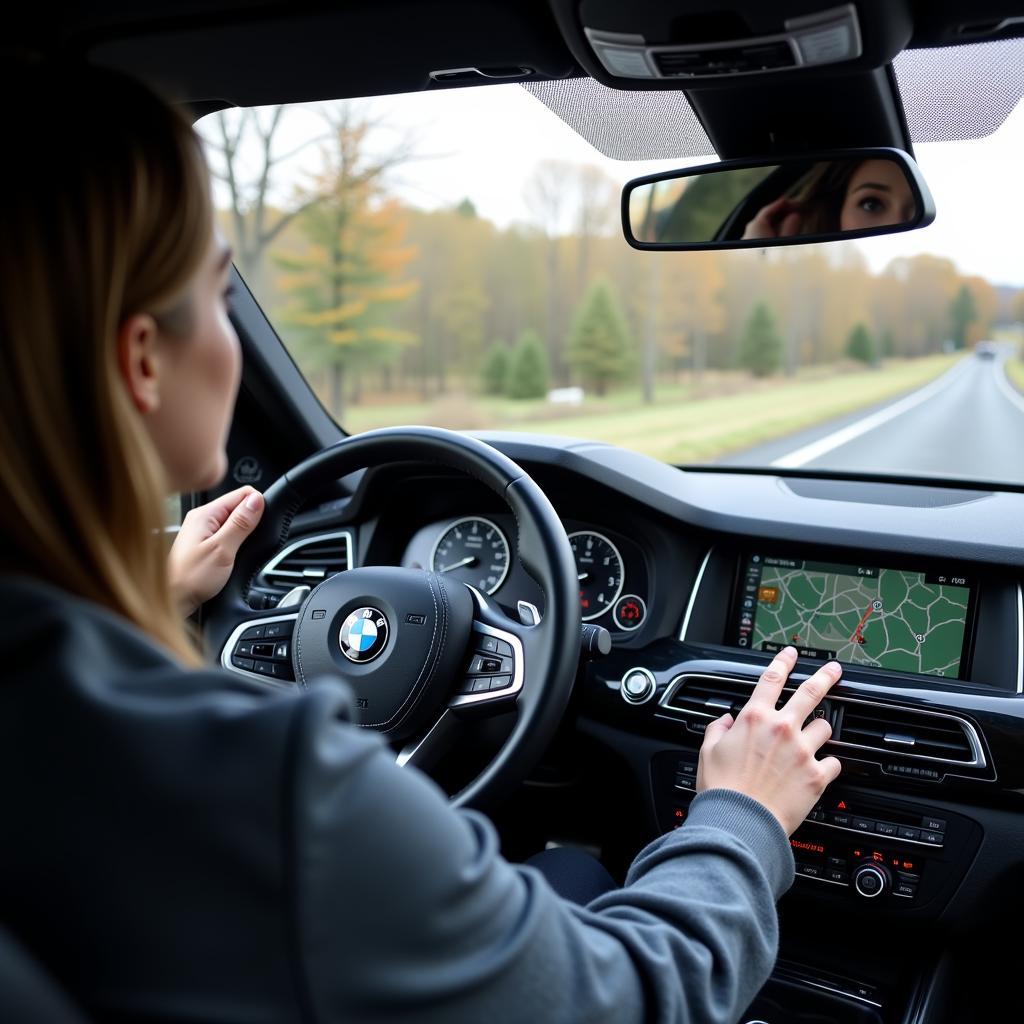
[735,555,973,678]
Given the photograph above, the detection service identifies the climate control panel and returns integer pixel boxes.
[653,749,980,913]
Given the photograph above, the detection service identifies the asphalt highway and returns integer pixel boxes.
[721,346,1024,485]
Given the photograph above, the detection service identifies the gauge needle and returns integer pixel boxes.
[577,572,589,581]
[439,556,476,573]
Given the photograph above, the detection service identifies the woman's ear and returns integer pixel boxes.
[116,313,163,414]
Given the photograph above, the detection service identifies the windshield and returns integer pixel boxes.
[198,78,1024,488]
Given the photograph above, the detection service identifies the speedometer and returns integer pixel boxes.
[569,531,624,621]
[430,517,511,595]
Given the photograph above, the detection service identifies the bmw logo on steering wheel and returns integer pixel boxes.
[339,607,390,663]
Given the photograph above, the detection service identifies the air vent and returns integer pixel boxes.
[661,674,755,720]
[835,702,983,767]
[260,531,352,583]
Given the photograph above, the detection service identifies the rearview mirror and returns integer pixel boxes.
[623,148,935,251]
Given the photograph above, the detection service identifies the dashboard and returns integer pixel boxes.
[237,431,1024,985]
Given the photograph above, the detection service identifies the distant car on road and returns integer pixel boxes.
[975,341,998,359]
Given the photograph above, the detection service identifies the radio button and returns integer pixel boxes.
[895,881,918,898]
[922,817,947,832]
[831,812,851,827]
[852,817,875,832]
[875,821,899,837]
[897,826,921,842]
[827,870,849,884]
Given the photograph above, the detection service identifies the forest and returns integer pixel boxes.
[200,102,1023,454]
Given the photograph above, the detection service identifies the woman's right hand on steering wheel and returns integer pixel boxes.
[697,646,843,835]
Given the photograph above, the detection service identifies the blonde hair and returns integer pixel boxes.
[0,58,213,667]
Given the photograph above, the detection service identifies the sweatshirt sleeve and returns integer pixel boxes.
[285,679,794,1024]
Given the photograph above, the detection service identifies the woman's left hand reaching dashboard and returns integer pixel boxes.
[167,485,265,617]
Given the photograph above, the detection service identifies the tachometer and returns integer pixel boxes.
[569,531,624,621]
[430,517,511,595]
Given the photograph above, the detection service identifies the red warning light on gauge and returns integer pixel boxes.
[613,594,647,631]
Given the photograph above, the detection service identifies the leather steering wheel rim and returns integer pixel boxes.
[201,426,581,809]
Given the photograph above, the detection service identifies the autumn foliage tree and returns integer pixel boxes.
[274,106,418,417]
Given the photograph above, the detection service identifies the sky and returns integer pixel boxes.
[200,80,1024,287]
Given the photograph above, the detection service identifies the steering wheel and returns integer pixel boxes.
[201,426,581,809]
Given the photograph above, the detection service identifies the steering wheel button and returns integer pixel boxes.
[270,662,293,681]
[489,674,512,690]
[468,655,487,674]
[231,656,255,671]
[251,660,274,676]
[240,626,265,640]
[265,622,288,638]
[471,677,492,693]
[494,639,514,658]
[252,642,275,658]
[234,642,254,657]
[478,636,499,654]
[274,642,289,660]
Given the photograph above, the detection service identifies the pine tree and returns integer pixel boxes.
[948,285,978,350]
[738,303,782,378]
[507,330,549,400]
[566,280,632,396]
[481,344,510,395]
[845,323,877,366]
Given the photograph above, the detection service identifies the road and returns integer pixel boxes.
[721,347,1024,485]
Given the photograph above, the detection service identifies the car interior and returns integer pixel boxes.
[8,2,1024,1022]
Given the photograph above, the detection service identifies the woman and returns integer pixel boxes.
[0,59,842,1022]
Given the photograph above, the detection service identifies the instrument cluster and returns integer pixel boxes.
[401,515,650,637]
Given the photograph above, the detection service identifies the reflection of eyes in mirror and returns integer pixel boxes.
[838,159,916,232]
[742,158,918,240]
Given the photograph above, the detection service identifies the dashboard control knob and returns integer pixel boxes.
[620,667,656,705]
[853,863,890,899]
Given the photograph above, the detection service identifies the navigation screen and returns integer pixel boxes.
[733,554,975,679]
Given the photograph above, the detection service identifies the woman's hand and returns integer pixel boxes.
[167,486,265,617]
[697,646,843,835]
[741,195,804,239]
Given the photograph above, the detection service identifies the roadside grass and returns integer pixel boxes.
[338,354,962,464]
[1006,358,1024,394]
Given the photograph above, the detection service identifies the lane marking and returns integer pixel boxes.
[994,354,1024,416]
[772,359,972,468]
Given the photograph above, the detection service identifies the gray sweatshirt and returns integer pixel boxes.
[0,573,793,1023]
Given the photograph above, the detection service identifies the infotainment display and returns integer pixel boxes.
[732,554,976,679]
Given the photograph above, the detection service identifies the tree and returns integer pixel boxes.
[480,344,510,395]
[845,323,877,366]
[199,106,330,294]
[879,330,896,358]
[738,303,782,377]
[273,105,419,419]
[566,280,632,396]
[507,330,549,399]
[948,284,978,350]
